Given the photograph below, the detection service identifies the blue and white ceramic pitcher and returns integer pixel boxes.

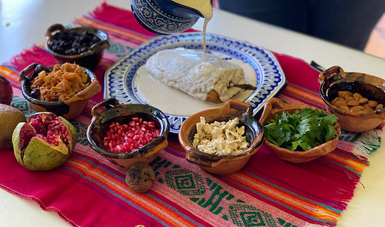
[131,0,210,34]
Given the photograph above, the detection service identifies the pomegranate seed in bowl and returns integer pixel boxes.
[87,98,170,170]
[102,118,160,153]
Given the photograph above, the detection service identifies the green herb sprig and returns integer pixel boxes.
[263,108,338,151]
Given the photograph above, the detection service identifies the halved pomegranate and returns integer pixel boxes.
[12,112,77,171]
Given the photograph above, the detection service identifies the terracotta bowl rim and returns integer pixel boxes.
[262,106,341,156]
[319,66,385,119]
[86,102,170,159]
[45,26,109,58]
[20,64,97,106]
[179,106,264,160]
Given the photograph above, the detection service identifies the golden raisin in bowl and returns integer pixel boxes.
[30,63,90,102]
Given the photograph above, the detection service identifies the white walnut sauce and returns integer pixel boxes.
[170,0,213,56]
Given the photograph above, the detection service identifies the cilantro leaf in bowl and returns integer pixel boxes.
[263,108,338,151]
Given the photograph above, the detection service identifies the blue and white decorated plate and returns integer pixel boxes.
[104,32,286,133]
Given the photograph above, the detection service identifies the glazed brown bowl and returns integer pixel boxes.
[259,98,341,163]
[87,98,170,170]
[178,100,264,175]
[319,66,385,132]
[20,63,101,120]
[45,24,110,71]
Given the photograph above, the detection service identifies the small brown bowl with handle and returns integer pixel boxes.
[45,24,110,71]
[20,63,101,120]
[319,66,385,132]
[178,100,264,175]
[259,98,341,163]
[87,98,170,170]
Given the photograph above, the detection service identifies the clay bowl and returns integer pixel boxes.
[178,100,264,175]
[87,98,170,170]
[319,66,385,132]
[45,24,110,71]
[259,98,341,163]
[20,63,101,120]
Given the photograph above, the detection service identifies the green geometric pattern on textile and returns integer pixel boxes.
[106,43,133,57]
[165,169,205,196]
[151,156,299,227]
[339,129,382,156]
[229,204,266,226]
[277,218,298,227]
[11,95,36,117]
[70,121,89,146]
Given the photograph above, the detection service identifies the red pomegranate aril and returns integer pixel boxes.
[102,117,159,153]
[145,136,152,143]
[132,135,139,141]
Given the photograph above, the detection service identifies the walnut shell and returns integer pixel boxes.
[125,164,155,193]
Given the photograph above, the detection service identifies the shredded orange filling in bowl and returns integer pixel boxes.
[30,63,89,101]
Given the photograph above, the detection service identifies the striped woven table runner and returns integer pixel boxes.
[0,2,382,227]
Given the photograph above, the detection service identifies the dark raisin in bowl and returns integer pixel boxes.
[45,24,110,71]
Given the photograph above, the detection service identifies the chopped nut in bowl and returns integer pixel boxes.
[178,100,264,175]
[319,66,385,132]
[259,98,341,163]
[20,63,101,120]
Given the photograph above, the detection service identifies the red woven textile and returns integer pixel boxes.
[0,2,378,227]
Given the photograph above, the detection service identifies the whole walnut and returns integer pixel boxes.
[125,164,155,193]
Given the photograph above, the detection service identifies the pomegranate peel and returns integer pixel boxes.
[0,74,13,105]
[12,112,77,171]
